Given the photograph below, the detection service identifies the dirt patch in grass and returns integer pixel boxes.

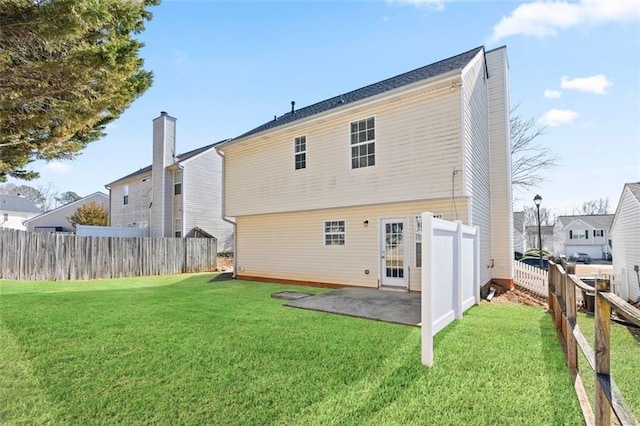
[484,288,548,309]
[216,255,234,272]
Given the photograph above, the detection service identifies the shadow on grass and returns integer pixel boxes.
[539,313,582,425]
[209,272,233,282]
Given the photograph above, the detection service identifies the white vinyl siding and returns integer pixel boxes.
[182,150,234,251]
[611,188,640,301]
[235,199,469,291]
[109,176,152,228]
[224,85,463,217]
[485,47,513,282]
[462,49,492,286]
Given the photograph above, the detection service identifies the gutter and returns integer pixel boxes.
[214,145,237,278]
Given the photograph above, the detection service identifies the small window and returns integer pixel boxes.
[594,230,604,237]
[294,136,306,170]
[324,220,345,246]
[415,216,422,268]
[3,213,8,221]
[174,218,182,238]
[350,117,375,169]
[142,177,150,183]
[174,170,183,195]
[123,185,129,205]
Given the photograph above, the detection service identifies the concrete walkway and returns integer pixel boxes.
[284,288,420,327]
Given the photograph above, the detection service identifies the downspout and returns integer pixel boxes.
[175,162,185,237]
[215,145,237,278]
[104,184,112,226]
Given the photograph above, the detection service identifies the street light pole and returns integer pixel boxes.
[534,194,543,269]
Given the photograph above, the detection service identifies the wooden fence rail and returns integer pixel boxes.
[548,258,640,426]
[0,228,217,281]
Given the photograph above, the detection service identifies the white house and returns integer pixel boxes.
[553,214,613,260]
[217,46,513,291]
[105,112,234,251]
[0,194,41,230]
[25,192,109,233]
[610,182,640,302]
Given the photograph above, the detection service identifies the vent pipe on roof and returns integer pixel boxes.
[291,101,295,114]
[160,111,167,116]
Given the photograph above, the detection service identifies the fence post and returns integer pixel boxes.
[565,268,577,371]
[455,221,463,320]
[421,212,435,367]
[594,278,611,426]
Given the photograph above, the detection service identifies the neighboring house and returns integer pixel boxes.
[25,192,109,233]
[513,211,525,255]
[524,225,554,253]
[216,46,513,291]
[105,112,234,251]
[610,182,640,302]
[0,194,41,230]
[553,214,613,260]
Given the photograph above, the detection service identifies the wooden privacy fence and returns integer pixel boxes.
[0,228,217,281]
[513,260,548,297]
[548,258,640,426]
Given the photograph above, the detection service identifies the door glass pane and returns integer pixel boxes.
[385,221,404,279]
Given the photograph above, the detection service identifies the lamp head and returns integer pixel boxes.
[533,194,542,207]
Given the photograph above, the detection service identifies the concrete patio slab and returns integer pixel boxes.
[283,288,420,327]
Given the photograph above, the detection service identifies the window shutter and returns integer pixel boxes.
[585,230,589,239]
[569,230,573,239]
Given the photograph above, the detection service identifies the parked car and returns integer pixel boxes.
[519,256,549,271]
[569,252,591,264]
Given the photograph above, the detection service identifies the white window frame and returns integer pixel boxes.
[350,116,375,169]
[174,170,183,196]
[294,135,306,170]
[123,185,129,205]
[324,220,345,246]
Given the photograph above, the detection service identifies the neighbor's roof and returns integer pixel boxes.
[232,46,485,141]
[105,140,228,187]
[0,194,41,213]
[557,214,614,229]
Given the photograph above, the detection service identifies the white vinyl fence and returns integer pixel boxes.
[513,260,548,297]
[421,212,480,367]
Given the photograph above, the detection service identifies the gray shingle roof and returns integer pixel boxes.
[105,140,228,187]
[558,214,614,229]
[625,182,640,202]
[234,46,484,140]
[0,194,41,213]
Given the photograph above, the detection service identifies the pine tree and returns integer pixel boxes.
[0,0,159,181]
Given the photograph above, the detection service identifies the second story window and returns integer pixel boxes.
[294,136,306,170]
[594,229,604,237]
[123,185,129,205]
[350,117,375,169]
[174,170,183,195]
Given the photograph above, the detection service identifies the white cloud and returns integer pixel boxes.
[560,74,612,95]
[491,0,640,42]
[538,109,579,127]
[42,162,72,174]
[390,0,447,11]
[544,89,563,99]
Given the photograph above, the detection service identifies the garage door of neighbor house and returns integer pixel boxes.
[567,246,604,259]
[380,218,408,289]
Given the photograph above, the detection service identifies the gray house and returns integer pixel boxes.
[105,112,233,251]
[25,192,109,233]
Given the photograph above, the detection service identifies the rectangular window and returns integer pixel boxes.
[324,220,345,246]
[593,229,603,237]
[350,117,375,169]
[570,230,587,239]
[123,185,129,205]
[294,136,306,170]
[3,213,8,221]
[174,218,182,238]
[174,170,183,195]
[415,216,422,268]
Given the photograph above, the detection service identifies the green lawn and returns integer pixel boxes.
[1,274,584,425]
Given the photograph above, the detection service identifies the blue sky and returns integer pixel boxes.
[13,0,640,216]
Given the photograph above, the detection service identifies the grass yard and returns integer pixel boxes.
[1,274,584,425]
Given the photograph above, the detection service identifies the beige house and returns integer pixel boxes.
[25,192,109,233]
[0,194,41,230]
[611,182,640,302]
[105,113,234,251]
[217,46,513,291]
